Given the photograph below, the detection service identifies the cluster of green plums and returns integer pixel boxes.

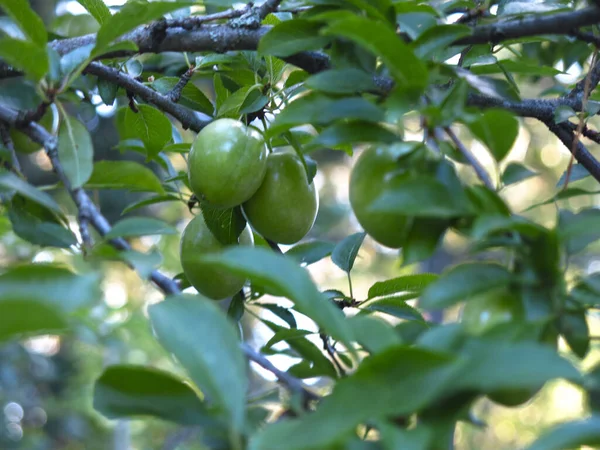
[180,118,318,300]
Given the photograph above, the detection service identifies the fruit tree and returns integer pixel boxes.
[2,0,600,449]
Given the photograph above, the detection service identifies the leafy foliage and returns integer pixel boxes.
[0,0,599,449]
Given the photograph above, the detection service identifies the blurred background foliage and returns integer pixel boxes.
[0,0,599,449]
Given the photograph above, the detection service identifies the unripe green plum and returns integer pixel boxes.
[349,146,412,249]
[242,152,318,245]
[188,119,267,208]
[10,110,54,154]
[461,288,541,407]
[180,213,253,300]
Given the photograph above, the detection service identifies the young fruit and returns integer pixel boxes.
[461,288,538,407]
[10,109,54,154]
[242,152,318,245]
[180,213,253,300]
[349,146,413,249]
[188,119,267,208]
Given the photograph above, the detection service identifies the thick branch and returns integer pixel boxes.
[455,6,600,46]
[85,62,209,131]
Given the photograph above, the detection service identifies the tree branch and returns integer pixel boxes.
[441,127,495,190]
[0,103,181,295]
[84,62,210,132]
[242,344,320,403]
[544,119,600,184]
[0,103,321,407]
[256,0,285,20]
[454,6,600,46]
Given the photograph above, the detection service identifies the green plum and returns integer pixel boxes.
[242,152,318,245]
[188,119,267,208]
[349,146,413,249]
[180,212,253,300]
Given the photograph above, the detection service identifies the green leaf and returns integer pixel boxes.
[285,240,335,266]
[121,194,181,215]
[331,232,366,273]
[118,105,172,160]
[347,316,402,354]
[0,0,47,46]
[368,274,438,299]
[98,78,118,105]
[526,417,600,450]
[200,203,246,246]
[152,77,214,116]
[305,69,378,94]
[85,160,165,194]
[557,164,590,188]
[411,24,471,59]
[58,114,94,188]
[470,59,562,77]
[8,203,76,248]
[2,170,63,215]
[0,38,48,81]
[359,295,424,321]
[105,217,177,239]
[123,249,163,279]
[559,209,600,254]
[227,292,245,323]
[149,295,248,432]
[94,1,191,55]
[249,346,457,450]
[465,109,519,162]
[370,176,472,218]
[0,298,68,342]
[553,105,576,124]
[255,303,297,329]
[559,310,590,359]
[198,247,354,348]
[420,263,513,310]
[323,16,428,89]
[402,218,449,265]
[261,321,336,378]
[456,339,581,393]
[258,19,331,58]
[52,14,100,38]
[77,0,112,25]
[502,162,538,186]
[93,365,218,425]
[309,121,399,149]
[0,264,101,312]
[269,93,384,137]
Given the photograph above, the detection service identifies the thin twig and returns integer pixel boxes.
[320,333,347,377]
[442,127,495,190]
[544,120,600,184]
[565,121,600,144]
[563,49,599,189]
[242,343,320,402]
[166,65,195,103]
[256,0,285,20]
[167,4,252,29]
